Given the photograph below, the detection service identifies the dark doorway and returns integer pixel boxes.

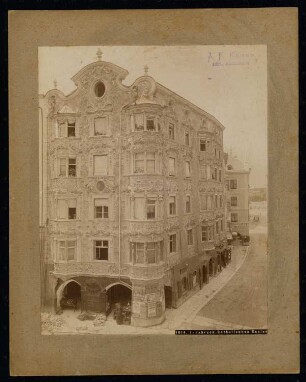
[106,284,132,325]
[165,286,173,308]
[209,259,214,277]
[202,265,208,284]
[107,284,131,307]
[60,281,81,311]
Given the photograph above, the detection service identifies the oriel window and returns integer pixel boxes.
[146,199,156,220]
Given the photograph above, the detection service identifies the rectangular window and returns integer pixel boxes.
[146,199,156,220]
[68,158,76,177]
[169,234,177,253]
[94,117,108,136]
[187,229,193,245]
[67,121,76,137]
[201,226,208,242]
[169,196,176,216]
[231,213,238,222]
[94,198,109,219]
[57,199,77,220]
[200,139,208,151]
[185,161,191,177]
[95,240,109,261]
[146,243,156,264]
[169,157,175,175]
[146,152,156,173]
[146,117,156,131]
[185,131,190,146]
[214,168,218,181]
[68,199,77,220]
[134,152,156,174]
[58,240,76,261]
[207,165,211,180]
[208,226,214,241]
[220,219,223,232]
[220,195,223,207]
[230,179,238,189]
[186,195,191,213]
[231,196,238,206]
[58,241,66,261]
[200,165,206,179]
[215,195,218,208]
[94,155,108,175]
[216,221,219,234]
[59,158,67,176]
[134,152,145,173]
[134,197,145,220]
[67,240,76,261]
[58,121,67,137]
[135,243,145,263]
[207,195,213,210]
[134,114,144,131]
[169,123,175,140]
[200,194,207,210]
[219,169,222,182]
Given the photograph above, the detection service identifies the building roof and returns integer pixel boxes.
[226,155,250,173]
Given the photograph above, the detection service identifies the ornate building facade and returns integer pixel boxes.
[39,52,229,327]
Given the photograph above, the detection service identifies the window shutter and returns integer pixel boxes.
[94,155,108,175]
[57,199,67,219]
[94,117,108,136]
[134,197,145,220]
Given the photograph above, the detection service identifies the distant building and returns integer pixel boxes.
[39,51,229,327]
[225,156,250,236]
[249,187,267,202]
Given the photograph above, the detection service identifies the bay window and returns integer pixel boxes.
[57,119,76,138]
[57,198,77,220]
[133,113,159,132]
[134,152,156,174]
[58,157,76,177]
[130,241,163,264]
[57,240,76,262]
[133,197,157,220]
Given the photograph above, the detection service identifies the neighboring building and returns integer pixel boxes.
[225,156,250,236]
[249,187,267,202]
[39,51,229,327]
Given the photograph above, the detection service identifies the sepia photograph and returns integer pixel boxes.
[38,45,267,335]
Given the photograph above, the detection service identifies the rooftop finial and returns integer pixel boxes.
[144,64,149,75]
[96,47,103,61]
[53,79,57,89]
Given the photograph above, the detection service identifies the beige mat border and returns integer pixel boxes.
[9,8,299,375]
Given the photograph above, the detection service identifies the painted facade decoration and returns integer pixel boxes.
[39,54,229,327]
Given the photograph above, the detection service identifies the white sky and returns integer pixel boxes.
[39,45,267,188]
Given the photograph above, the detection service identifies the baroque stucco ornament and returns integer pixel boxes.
[133,76,156,104]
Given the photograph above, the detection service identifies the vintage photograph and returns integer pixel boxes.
[38,45,267,335]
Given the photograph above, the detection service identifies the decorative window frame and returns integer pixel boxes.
[91,236,113,262]
[55,155,79,178]
[55,196,79,221]
[131,112,161,132]
[53,237,80,263]
[54,116,78,139]
[89,113,111,137]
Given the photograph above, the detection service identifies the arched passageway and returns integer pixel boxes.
[106,283,132,325]
[58,280,81,311]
